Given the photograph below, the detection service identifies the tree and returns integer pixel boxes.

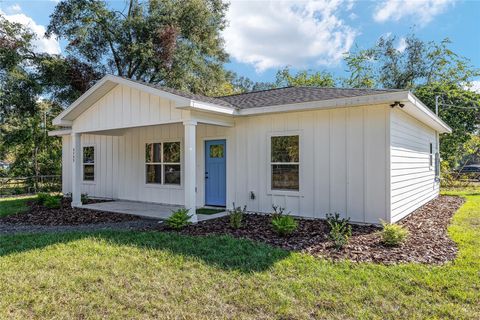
[46,0,230,96]
[344,34,480,167]
[275,66,335,88]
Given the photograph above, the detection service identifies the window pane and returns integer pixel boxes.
[271,136,299,163]
[209,144,224,158]
[146,164,162,183]
[83,164,95,181]
[164,142,180,163]
[164,164,181,185]
[146,143,161,163]
[272,164,299,190]
[83,147,94,163]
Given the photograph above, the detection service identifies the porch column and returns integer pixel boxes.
[183,120,198,223]
[71,132,82,207]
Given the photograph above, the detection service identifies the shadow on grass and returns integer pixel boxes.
[0,231,290,273]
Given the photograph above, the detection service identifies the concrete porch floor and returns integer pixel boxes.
[81,200,227,222]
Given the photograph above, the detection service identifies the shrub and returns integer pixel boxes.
[271,215,298,236]
[229,203,246,229]
[37,192,50,205]
[271,205,286,220]
[44,195,62,209]
[380,221,409,246]
[81,193,89,204]
[326,213,352,250]
[166,208,192,230]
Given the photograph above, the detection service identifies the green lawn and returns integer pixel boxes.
[0,190,478,319]
[0,195,35,217]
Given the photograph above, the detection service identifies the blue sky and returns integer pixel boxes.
[1,0,479,87]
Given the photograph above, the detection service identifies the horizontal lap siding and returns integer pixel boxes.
[390,108,439,222]
[232,105,388,224]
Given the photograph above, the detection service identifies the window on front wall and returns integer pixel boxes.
[145,141,181,185]
[271,135,299,191]
[83,146,95,181]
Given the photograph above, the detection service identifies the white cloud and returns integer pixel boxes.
[396,37,407,52]
[6,4,22,14]
[466,80,480,94]
[0,8,61,54]
[373,0,455,26]
[223,0,357,72]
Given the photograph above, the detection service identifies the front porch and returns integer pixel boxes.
[82,200,228,222]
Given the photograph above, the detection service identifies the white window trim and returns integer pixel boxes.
[82,144,96,184]
[144,139,183,189]
[266,131,303,196]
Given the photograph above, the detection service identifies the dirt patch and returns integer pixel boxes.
[157,195,464,264]
[0,198,141,226]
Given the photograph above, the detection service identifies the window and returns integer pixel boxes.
[429,143,433,168]
[270,135,299,191]
[145,141,181,185]
[83,146,95,181]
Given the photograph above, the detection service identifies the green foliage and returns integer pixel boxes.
[275,66,335,88]
[166,208,192,230]
[43,195,62,209]
[81,193,89,204]
[229,203,246,229]
[380,221,409,246]
[271,215,298,236]
[271,205,286,220]
[343,34,480,167]
[326,213,352,250]
[36,192,50,205]
[47,0,230,96]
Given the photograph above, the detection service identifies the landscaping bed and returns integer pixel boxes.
[159,195,464,264]
[0,197,141,226]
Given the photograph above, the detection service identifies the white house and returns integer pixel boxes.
[50,75,451,224]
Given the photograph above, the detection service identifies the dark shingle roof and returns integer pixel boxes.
[216,86,401,109]
[124,77,401,110]
[124,77,234,108]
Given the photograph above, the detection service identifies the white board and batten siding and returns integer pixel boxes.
[233,105,389,224]
[72,84,188,133]
[63,103,390,224]
[60,83,442,225]
[390,108,439,223]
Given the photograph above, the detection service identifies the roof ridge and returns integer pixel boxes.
[216,86,299,98]
[216,85,401,99]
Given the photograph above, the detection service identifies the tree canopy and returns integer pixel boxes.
[46,0,230,96]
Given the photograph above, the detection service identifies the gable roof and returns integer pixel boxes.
[216,87,401,109]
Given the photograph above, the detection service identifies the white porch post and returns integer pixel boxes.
[71,132,82,207]
[183,120,198,223]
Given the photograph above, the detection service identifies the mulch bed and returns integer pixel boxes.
[0,197,141,226]
[157,195,464,265]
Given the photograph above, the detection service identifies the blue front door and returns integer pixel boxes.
[205,140,226,206]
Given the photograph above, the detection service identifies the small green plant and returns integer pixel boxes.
[166,208,192,230]
[229,203,246,229]
[271,215,298,236]
[81,193,89,204]
[271,205,286,220]
[44,195,62,209]
[380,220,409,246]
[326,213,352,250]
[36,192,50,205]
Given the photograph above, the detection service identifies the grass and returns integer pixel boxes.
[0,190,478,319]
[196,207,225,215]
[0,195,35,217]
